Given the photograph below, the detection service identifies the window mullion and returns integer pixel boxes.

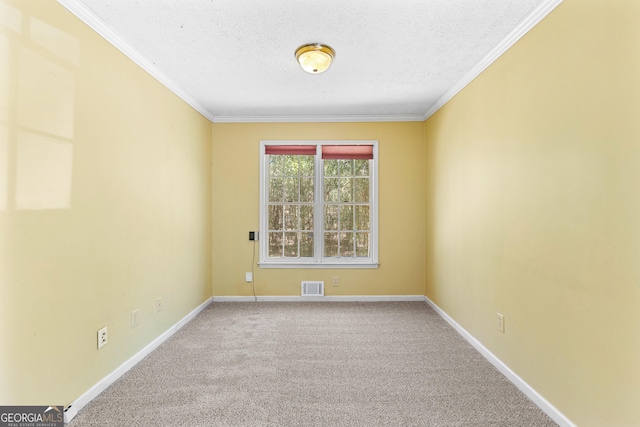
[314,145,323,263]
[336,164,341,258]
[296,157,301,258]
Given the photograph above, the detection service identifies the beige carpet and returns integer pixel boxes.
[69,302,557,426]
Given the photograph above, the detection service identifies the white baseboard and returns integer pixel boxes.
[63,297,213,424]
[423,296,576,427]
[212,295,425,302]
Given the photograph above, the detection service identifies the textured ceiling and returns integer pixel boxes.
[58,0,560,122]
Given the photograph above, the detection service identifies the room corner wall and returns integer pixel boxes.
[0,0,212,406]
[424,0,640,425]
[211,122,426,298]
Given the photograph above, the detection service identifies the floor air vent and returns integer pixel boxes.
[301,281,324,297]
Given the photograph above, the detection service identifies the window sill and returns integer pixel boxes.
[258,262,380,269]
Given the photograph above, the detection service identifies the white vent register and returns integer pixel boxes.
[301,281,324,297]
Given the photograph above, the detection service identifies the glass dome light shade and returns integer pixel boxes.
[295,44,335,74]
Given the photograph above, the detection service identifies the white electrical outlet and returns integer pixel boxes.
[245,272,253,282]
[97,326,108,349]
[496,313,505,333]
[131,309,139,328]
[156,297,163,312]
[332,276,339,287]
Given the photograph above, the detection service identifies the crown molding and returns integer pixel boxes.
[211,113,425,123]
[56,0,217,122]
[58,0,562,124]
[57,0,420,124]
[421,0,563,120]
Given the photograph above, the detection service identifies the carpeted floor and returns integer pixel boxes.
[69,302,557,426]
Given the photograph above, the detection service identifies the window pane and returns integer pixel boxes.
[324,178,339,202]
[356,232,369,257]
[284,155,299,176]
[324,160,338,177]
[300,178,313,202]
[300,232,313,257]
[269,232,283,257]
[263,143,376,265]
[355,159,369,176]
[269,178,283,202]
[355,205,369,230]
[268,205,283,230]
[284,232,298,257]
[283,205,298,230]
[300,204,314,230]
[269,155,283,176]
[339,232,354,257]
[324,205,338,230]
[339,177,353,202]
[339,205,353,231]
[354,178,369,202]
[299,155,314,176]
[339,159,354,176]
[283,177,299,202]
[324,232,338,257]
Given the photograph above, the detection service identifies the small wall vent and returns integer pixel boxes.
[301,281,324,297]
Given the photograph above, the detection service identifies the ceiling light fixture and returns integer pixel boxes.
[295,43,335,74]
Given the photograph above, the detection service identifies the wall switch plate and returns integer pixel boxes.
[131,309,139,329]
[496,313,505,333]
[332,276,339,287]
[156,297,163,312]
[245,272,253,282]
[97,326,107,349]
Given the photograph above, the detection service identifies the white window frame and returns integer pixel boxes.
[259,140,379,269]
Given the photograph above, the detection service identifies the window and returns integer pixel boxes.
[259,141,378,268]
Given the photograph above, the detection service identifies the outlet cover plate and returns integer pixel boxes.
[97,326,108,349]
[131,309,139,328]
[496,313,505,333]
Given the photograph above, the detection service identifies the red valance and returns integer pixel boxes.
[321,145,374,160]
[265,145,317,155]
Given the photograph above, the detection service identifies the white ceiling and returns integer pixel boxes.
[57,0,561,122]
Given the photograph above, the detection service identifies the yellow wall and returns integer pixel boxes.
[424,0,640,425]
[212,122,425,297]
[0,0,212,406]
[4,0,637,424]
